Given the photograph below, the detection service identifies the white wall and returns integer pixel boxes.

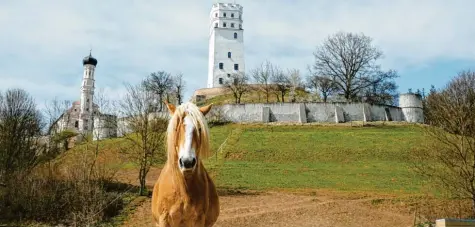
[210,102,408,123]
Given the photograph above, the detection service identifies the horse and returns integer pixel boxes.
[151,101,219,227]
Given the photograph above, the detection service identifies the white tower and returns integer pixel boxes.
[207,2,245,88]
[78,51,97,133]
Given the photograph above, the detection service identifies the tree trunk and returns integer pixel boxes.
[344,90,351,102]
[323,93,328,103]
[177,93,182,105]
[139,169,146,196]
[281,91,285,103]
[139,147,148,196]
[158,94,163,112]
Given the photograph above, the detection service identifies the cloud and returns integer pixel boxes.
[0,0,474,111]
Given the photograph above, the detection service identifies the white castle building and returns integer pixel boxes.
[207,2,245,88]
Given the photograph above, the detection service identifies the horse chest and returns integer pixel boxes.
[169,202,205,226]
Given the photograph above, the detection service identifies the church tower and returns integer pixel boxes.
[78,51,97,133]
[207,2,245,88]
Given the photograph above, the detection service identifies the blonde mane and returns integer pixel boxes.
[166,102,211,163]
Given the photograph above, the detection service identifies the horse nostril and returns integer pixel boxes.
[179,158,184,167]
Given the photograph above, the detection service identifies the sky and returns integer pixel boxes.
[0,0,474,111]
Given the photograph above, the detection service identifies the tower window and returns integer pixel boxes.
[239,24,242,29]
[234,64,239,70]
[228,52,231,58]
[75,121,79,128]
[219,62,223,69]
[87,99,89,102]
[227,74,231,77]
[231,23,235,28]
[223,12,226,17]
[223,22,226,27]
[214,23,218,28]
[215,13,217,17]
[219,78,223,84]
[231,13,234,18]
[86,108,89,111]
[234,32,238,39]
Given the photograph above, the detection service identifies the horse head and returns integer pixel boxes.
[164,101,212,176]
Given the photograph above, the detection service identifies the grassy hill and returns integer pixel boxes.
[204,123,431,195]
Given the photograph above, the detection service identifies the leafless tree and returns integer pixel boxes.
[142,71,173,112]
[306,72,338,103]
[360,69,399,105]
[42,97,76,153]
[271,66,289,102]
[287,69,302,102]
[0,88,44,183]
[251,60,275,103]
[44,97,72,135]
[118,82,168,195]
[412,70,475,217]
[173,72,186,105]
[224,72,251,104]
[311,31,398,102]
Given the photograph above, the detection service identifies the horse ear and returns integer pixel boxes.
[199,103,213,116]
[164,101,176,114]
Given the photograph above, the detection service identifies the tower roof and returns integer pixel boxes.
[83,50,98,66]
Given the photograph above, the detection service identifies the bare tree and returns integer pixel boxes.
[142,71,173,112]
[0,88,43,183]
[224,72,251,104]
[173,73,186,105]
[118,82,168,195]
[412,70,475,217]
[44,98,72,135]
[311,31,398,102]
[360,69,399,105]
[287,69,302,102]
[251,60,275,103]
[271,66,289,102]
[306,72,339,103]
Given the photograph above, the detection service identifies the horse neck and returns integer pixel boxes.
[165,159,207,203]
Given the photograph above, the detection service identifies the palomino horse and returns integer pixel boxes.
[152,101,219,227]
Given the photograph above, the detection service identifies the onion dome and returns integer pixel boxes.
[83,50,98,66]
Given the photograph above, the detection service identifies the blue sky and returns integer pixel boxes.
[0,0,474,110]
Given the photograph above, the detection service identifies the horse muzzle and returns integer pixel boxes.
[179,157,197,171]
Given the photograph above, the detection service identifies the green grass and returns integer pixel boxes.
[203,123,432,195]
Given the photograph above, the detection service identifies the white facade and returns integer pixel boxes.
[399,93,424,123]
[78,54,97,133]
[93,114,117,141]
[207,2,245,88]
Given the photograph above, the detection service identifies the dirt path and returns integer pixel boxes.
[117,168,415,227]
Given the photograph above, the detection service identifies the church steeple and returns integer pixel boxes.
[78,51,97,133]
